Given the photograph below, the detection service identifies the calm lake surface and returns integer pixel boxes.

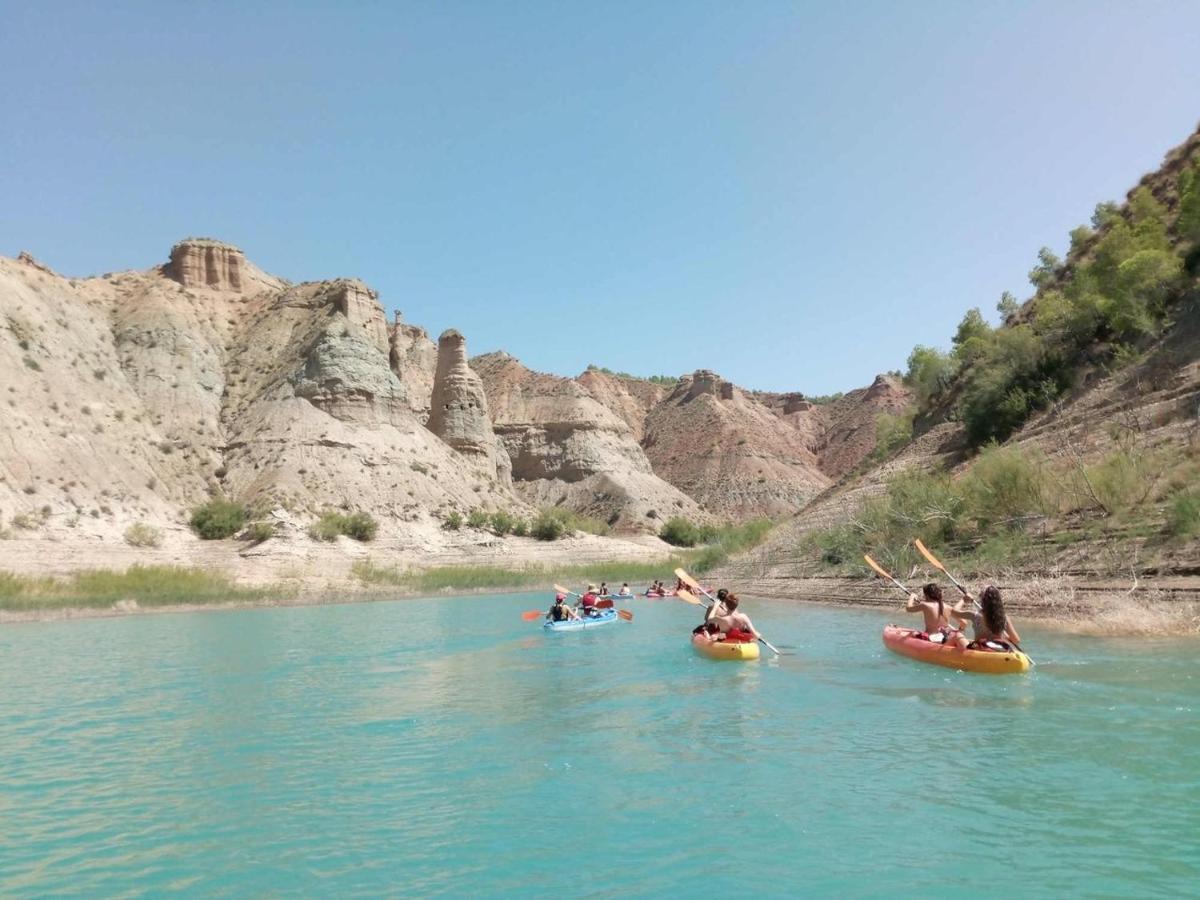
[1,594,1196,897]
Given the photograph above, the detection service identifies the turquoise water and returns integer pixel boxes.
[1,595,1197,897]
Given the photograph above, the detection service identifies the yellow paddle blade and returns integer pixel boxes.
[863,554,893,581]
[553,583,579,596]
[673,568,699,590]
[675,588,703,605]
[913,539,945,572]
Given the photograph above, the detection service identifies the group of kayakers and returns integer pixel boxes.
[545,583,634,622]
[904,582,1021,650]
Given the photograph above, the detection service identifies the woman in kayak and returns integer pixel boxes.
[905,583,958,643]
[704,592,760,643]
[598,582,610,597]
[547,593,579,623]
[949,585,1021,650]
[618,582,632,597]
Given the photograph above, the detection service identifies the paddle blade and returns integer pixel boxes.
[596,599,614,609]
[618,609,634,621]
[521,610,543,621]
[863,554,893,581]
[913,539,945,572]
[673,567,699,590]
[553,583,579,596]
[675,588,703,606]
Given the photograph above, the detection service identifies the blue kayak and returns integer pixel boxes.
[543,610,619,632]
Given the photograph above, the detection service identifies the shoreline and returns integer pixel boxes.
[5,575,1198,637]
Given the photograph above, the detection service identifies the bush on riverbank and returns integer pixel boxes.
[0,565,261,611]
[804,439,1199,575]
[189,500,246,540]
[308,511,378,542]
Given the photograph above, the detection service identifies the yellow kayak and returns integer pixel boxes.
[691,633,760,661]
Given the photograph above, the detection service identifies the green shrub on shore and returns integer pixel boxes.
[490,510,516,536]
[467,508,490,529]
[512,518,528,537]
[0,565,260,611]
[189,500,246,540]
[691,519,774,573]
[1166,490,1200,538]
[443,511,463,530]
[243,521,276,544]
[123,522,163,548]
[309,510,378,542]
[660,517,701,547]
[531,511,567,541]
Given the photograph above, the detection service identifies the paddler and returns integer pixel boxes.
[579,584,600,617]
[598,581,610,597]
[905,583,958,643]
[547,593,579,623]
[703,591,760,643]
[949,585,1021,650]
[618,582,632,597]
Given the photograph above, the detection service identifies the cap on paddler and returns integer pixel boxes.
[555,593,566,601]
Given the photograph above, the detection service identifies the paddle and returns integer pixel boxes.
[675,587,706,607]
[521,610,544,621]
[674,567,782,657]
[913,539,1032,662]
[863,554,913,596]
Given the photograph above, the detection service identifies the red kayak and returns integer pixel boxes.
[882,625,1031,674]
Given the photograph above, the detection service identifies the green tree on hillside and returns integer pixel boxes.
[997,291,1020,323]
[904,345,955,406]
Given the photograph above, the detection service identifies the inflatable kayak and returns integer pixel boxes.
[543,610,619,632]
[691,633,760,661]
[882,626,1031,674]
[643,590,677,598]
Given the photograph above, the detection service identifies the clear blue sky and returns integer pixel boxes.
[2,1,1198,394]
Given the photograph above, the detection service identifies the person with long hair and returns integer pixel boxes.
[950,585,1021,650]
[905,582,958,643]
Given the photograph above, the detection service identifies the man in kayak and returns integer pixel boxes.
[547,593,579,623]
[618,582,632,597]
[703,592,759,643]
[579,585,600,617]
[949,585,1021,650]
[905,583,959,643]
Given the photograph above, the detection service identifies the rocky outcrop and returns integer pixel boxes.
[389,313,438,421]
[330,279,389,355]
[428,330,511,485]
[165,238,246,291]
[474,352,704,528]
[642,370,832,519]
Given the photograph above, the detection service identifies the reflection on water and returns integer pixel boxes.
[1,595,1197,897]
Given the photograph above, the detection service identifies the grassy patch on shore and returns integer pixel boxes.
[351,558,691,594]
[0,565,262,611]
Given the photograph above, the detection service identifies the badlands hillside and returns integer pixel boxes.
[715,121,1200,625]
[0,238,904,583]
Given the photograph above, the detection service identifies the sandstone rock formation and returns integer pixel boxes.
[642,369,832,519]
[165,238,247,291]
[756,374,913,478]
[473,352,704,528]
[427,330,511,486]
[0,241,519,547]
[388,313,437,421]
